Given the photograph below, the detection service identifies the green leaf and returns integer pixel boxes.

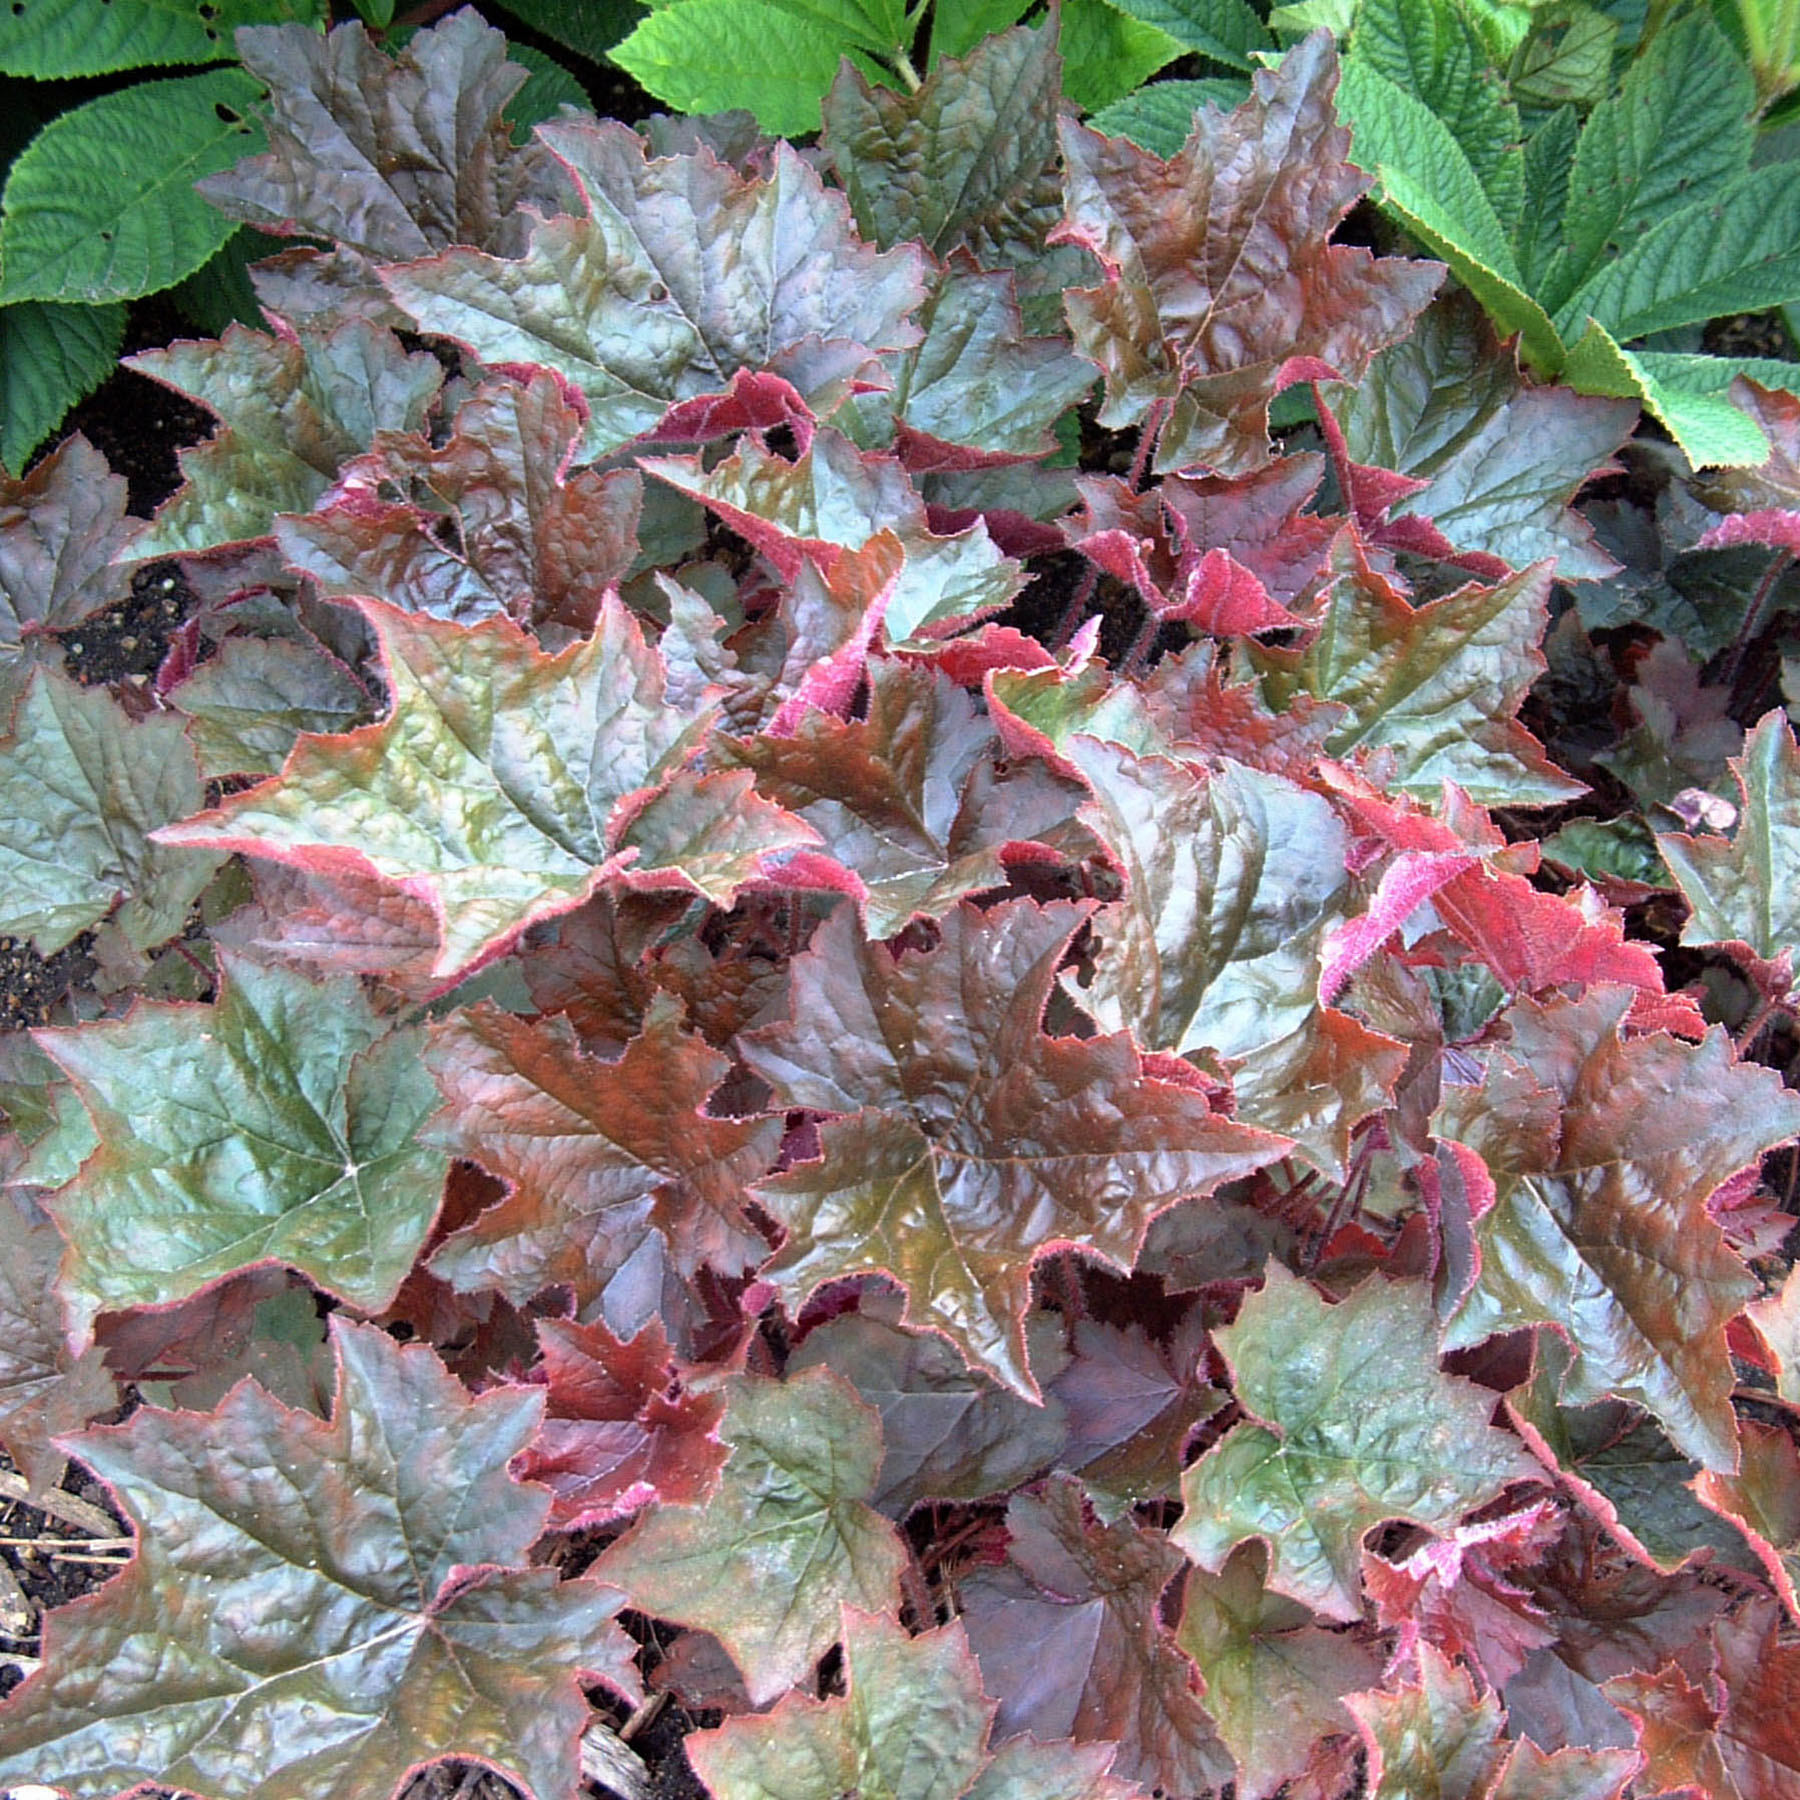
[1536,11,1757,318]
[36,952,449,1344]
[928,0,1033,61]
[1657,709,1800,963]
[1061,0,1183,112]
[504,42,592,138]
[597,1367,908,1705]
[0,0,322,80]
[0,666,221,957]
[155,596,815,980]
[169,635,372,778]
[0,301,122,476]
[1514,103,1580,294]
[494,0,645,61]
[1336,56,1565,372]
[0,69,266,305]
[762,0,908,55]
[1087,78,1250,155]
[1507,2,1618,112]
[0,1320,639,1800]
[611,0,866,134]
[1103,0,1272,69]
[1173,1263,1537,1620]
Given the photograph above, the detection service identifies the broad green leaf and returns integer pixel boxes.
[596,1367,908,1704]
[1258,542,1583,805]
[743,900,1286,1398]
[1335,56,1565,372]
[127,320,445,556]
[155,596,815,979]
[384,121,925,458]
[1060,0,1183,113]
[1173,1263,1537,1619]
[928,0,1033,60]
[37,953,447,1344]
[0,1320,639,1800]
[611,0,863,134]
[1352,0,1523,231]
[0,69,265,305]
[1536,11,1757,317]
[1514,103,1580,294]
[1174,1544,1381,1800]
[0,0,321,79]
[1086,78,1251,155]
[1056,34,1442,474]
[1507,2,1618,111]
[1657,710,1800,962]
[423,995,781,1304]
[493,0,644,60]
[0,666,221,956]
[1439,988,1800,1471]
[762,0,908,55]
[1104,0,1271,68]
[504,43,590,138]
[170,636,372,778]
[0,302,123,474]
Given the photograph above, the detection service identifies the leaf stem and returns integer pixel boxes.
[893,48,923,91]
[1723,549,1795,693]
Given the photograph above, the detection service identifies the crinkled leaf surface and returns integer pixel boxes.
[197,14,570,264]
[384,119,925,460]
[1174,1543,1381,1800]
[596,1366,907,1705]
[1052,33,1441,475]
[959,1474,1229,1794]
[743,899,1287,1397]
[1694,1419,1800,1615]
[36,950,449,1345]
[155,595,813,979]
[424,994,781,1304]
[0,664,221,955]
[278,370,642,634]
[1657,710,1800,964]
[170,634,373,780]
[0,1319,639,1800]
[1174,1263,1538,1620]
[0,434,131,657]
[1439,989,1800,1471]
[128,321,445,556]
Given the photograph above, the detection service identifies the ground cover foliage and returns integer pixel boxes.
[11,4,1800,1797]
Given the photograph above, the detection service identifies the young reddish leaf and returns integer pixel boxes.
[787,1307,1069,1515]
[1744,1265,1800,1405]
[1437,989,1800,1471]
[986,661,1165,775]
[1605,1599,1800,1799]
[742,899,1288,1398]
[0,1189,116,1499]
[35,950,449,1346]
[0,665,222,956]
[197,15,571,267]
[642,429,1023,641]
[127,322,445,556]
[1174,1264,1538,1620]
[687,1606,1143,1800]
[170,635,373,779]
[1259,537,1584,805]
[278,371,642,636]
[595,1366,907,1705]
[959,1474,1228,1793]
[1657,709,1800,964]
[0,1320,639,1800]
[511,1316,727,1531]
[154,595,815,979]
[1051,33,1442,475]
[1693,1419,1800,1615]
[1157,457,1340,610]
[722,658,1085,935]
[384,119,925,460]
[1174,1543,1381,1800]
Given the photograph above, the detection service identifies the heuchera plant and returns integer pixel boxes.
[5,10,1800,1799]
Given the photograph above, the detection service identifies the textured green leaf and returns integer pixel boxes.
[155,596,815,979]
[1174,1544,1381,1800]
[36,951,448,1344]
[1060,0,1183,113]
[1507,2,1618,112]
[597,1367,907,1704]
[928,0,1032,60]
[744,900,1286,1397]
[1514,103,1581,295]
[0,665,220,956]
[127,320,445,556]
[493,0,644,61]
[1105,0,1270,68]
[0,301,124,474]
[1439,988,1800,1471]
[1258,541,1582,806]
[0,1320,639,1800]
[503,42,591,136]
[0,69,266,305]
[1657,710,1800,963]
[0,0,321,79]
[384,120,925,458]
[1173,1263,1537,1619]
[170,635,372,778]
[1086,78,1250,156]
